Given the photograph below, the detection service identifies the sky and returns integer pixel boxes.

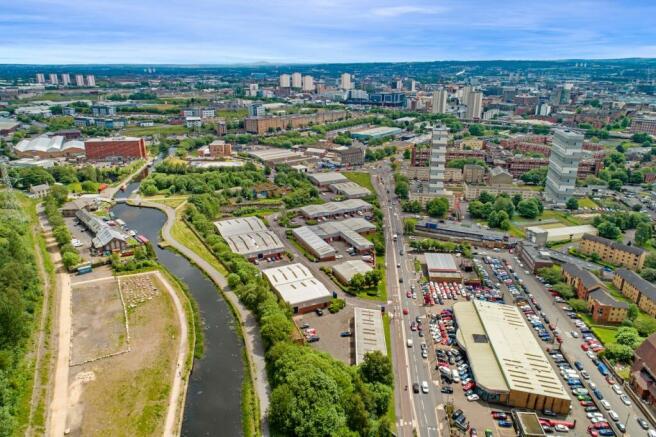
[2,0,656,64]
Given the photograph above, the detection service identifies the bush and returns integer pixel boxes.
[328,298,346,314]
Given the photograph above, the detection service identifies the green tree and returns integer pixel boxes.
[426,197,449,218]
[605,343,634,363]
[403,218,416,234]
[517,199,539,219]
[635,222,653,246]
[615,327,642,349]
[493,196,515,218]
[537,266,562,284]
[62,251,81,269]
[568,299,589,313]
[50,184,69,206]
[552,283,575,299]
[360,351,394,386]
[566,197,579,211]
[520,167,548,185]
[597,221,621,240]
[641,268,656,282]
[478,191,495,204]
[634,318,656,337]
[403,149,411,159]
[468,124,485,136]
[628,304,639,322]
[608,178,623,191]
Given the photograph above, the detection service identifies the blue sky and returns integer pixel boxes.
[2,0,656,64]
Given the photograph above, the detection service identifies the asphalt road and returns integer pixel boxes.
[372,165,444,437]
[496,250,654,437]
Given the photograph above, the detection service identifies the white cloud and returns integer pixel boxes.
[371,5,446,17]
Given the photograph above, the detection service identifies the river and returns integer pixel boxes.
[111,182,243,436]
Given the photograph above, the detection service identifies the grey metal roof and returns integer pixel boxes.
[292,226,335,258]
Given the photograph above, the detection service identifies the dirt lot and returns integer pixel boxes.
[67,272,181,437]
[295,304,354,365]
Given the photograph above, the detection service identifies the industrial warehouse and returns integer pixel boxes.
[262,263,333,314]
[453,300,571,414]
[214,216,285,261]
[425,253,463,283]
[292,217,375,261]
[329,181,371,198]
[354,307,387,365]
[308,171,348,188]
[299,199,372,220]
[332,260,374,285]
[525,224,598,247]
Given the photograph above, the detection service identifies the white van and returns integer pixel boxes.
[438,366,452,378]
[407,339,413,348]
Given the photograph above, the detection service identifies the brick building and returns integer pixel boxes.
[580,234,646,271]
[587,290,628,324]
[631,117,656,136]
[630,334,656,407]
[411,145,430,166]
[613,268,656,318]
[244,110,348,134]
[208,140,232,157]
[84,137,147,161]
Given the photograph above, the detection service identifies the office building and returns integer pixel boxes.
[262,263,332,314]
[429,128,448,194]
[544,129,584,204]
[279,74,291,88]
[49,73,58,85]
[92,105,116,117]
[613,269,656,318]
[85,75,96,87]
[35,73,45,84]
[354,307,386,365]
[291,72,302,88]
[466,91,483,119]
[75,74,85,87]
[369,92,406,107]
[248,103,265,117]
[580,234,646,271]
[431,89,448,114]
[425,253,462,282]
[453,300,571,413]
[302,75,314,92]
[335,145,365,166]
[340,73,352,90]
[84,137,147,160]
[61,73,70,86]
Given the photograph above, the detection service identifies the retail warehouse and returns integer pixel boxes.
[329,182,371,199]
[214,217,285,261]
[354,307,387,365]
[453,300,571,414]
[425,253,462,283]
[262,263,333,314]
[351,126,403,140]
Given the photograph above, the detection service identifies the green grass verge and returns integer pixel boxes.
[382,314,396,432]
[578,197,599,209]
[343,171,375,192]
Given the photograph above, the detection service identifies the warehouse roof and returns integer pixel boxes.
[248,147,305,162]
[330,181,371,198]
[526,224,597,239]
[299,199,372,218]
[214,216,268,237]
[425,253,458,272]
[333,260,373,283]
[292,226,335,258]
[308,218,375,251]
[308,171,348,185]
[15,135,85,153]
[262,263,332,307]
[469,300,569,400]
[354,307,387,365]
[224,230,284,257]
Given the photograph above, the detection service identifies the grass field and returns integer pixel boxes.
[149,196,188,209]
[170,209,230,276]
[578,197,599,209]
[343,171,375,192]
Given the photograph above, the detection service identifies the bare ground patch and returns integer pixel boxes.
[66,273,181,437]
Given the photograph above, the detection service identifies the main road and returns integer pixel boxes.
[371,164,444,437]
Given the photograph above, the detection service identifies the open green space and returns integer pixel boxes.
[343,171,375,192]
[578,197,599,209]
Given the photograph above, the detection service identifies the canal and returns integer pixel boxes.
[112,182,243,436]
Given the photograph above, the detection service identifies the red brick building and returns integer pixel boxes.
[84,137,147,160]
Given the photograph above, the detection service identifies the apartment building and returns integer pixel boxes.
[244,110,348,134]
[579,234,647,271]
[561,263,604,300]
[587,290,628,324]
[613,268,656,318]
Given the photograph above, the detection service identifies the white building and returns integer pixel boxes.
[185,117,202,128]
[291,72,303,89]
[279,74,291,88]
[466,91,483,119]
[432,89,448,114]
[544,129,585,204]
[86,75,96,87]
[61,73,71,86]
[354,307,387,365]
[536,103,552,116]
[35,73,45,84]
[49,73,58,85]
[75,74,85,87]
[214,216,285,261]
[248,103,265,117]
[340,73,352,90]
[262,263,332,314]
[333,260,373,285]
[429,128,448,194]
[302,75,314,92]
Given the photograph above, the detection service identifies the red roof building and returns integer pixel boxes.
[84,137,147,160]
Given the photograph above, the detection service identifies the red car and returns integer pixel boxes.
[406,291,412,298]
[606,375,616,385]
[581,343,589,351]
[551,420,576,429]
[556,335,563,344]
[580,400,594,406]
[491,412,507,420]
[403,308,409,315]
[463,382,476,391]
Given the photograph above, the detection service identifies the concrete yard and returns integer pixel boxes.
[295,305,355,365]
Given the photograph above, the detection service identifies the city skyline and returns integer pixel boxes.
[2,0,656,64]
